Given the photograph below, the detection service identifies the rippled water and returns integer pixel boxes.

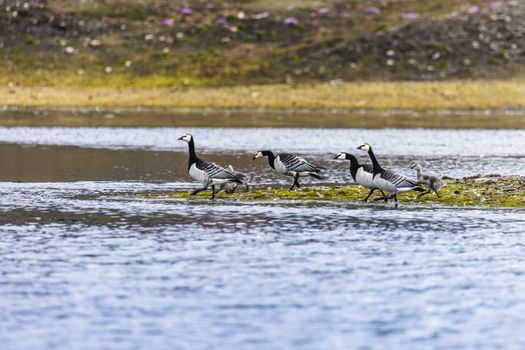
[1,125,524,349]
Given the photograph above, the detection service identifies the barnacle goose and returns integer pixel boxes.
[178,133,244,199]
[334,152,387,202]
[411,163,444,198]
[357,143,425,203]
[218,165,250,194]
[252,150,325,190]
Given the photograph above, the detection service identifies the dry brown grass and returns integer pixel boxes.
[1,81,525,110]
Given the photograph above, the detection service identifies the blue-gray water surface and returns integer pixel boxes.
[1,126,524,350]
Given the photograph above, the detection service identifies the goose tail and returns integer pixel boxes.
[309,171,326,180]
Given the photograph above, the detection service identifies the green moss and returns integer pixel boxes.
[136,178,525,209]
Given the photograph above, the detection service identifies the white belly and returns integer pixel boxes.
[274,157,288,175]
[290,171,311,177]
[356,168,375,188]
[373,173,396,193]
[189,163,210,184]
[211,178,231,185]
[396,186,416,193]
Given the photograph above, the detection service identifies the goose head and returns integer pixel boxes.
[410,163,422,171]
[334,152,348,160]
[357,143,371,152]
[252,150,272,160]
[178,133,193,143]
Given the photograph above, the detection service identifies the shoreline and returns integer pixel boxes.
[1,81,525,111]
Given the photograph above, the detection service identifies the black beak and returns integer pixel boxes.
[251,155,257,160]
[333,155,339,159]
[177,136,184,140]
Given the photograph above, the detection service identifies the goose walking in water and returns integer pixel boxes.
[252,150,325,190]
[334,152,386,202]
[178,133,244,199]
[411,163,444,198]
[357,143,425,204]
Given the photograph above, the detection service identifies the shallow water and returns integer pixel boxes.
[1,125,524,349]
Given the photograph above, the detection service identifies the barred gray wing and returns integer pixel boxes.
[381,170,419,188]
[279,153,319,173]
[196,159,235,179]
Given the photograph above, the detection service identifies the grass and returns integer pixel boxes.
[138,177,525,209]
[1,79,525,110]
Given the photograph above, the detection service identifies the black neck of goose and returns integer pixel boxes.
[263,151,276,169]
[187,138,198,167]
[367,147,383,175]
[347,155,360,181]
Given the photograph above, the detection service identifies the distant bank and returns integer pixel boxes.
[1,81,524,111]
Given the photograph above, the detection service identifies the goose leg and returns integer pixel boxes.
[393,193,398,207]
[210,185,216,200]
[215,184,226,194]
[225,183,238,194]
[191,186,208,196]
[417,190,431,198]
[373,190,389,202]
[433,189,441,198]
[289,175,300,190]
[362,188,377,202]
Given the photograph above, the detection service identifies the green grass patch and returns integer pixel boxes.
[137,177,525,209]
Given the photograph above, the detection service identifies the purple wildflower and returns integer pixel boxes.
[181,7,193,15]
[163,18,174,26]
[467,5,480,14]
[284,17,299,26]
[402,12,420,19]
[364,6,380,15]
[488,1,503,10]
[318,7,330,15]
[216,16,228,26]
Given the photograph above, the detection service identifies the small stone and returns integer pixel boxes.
[104,66,112,74]
[386,49,395,56]
[64,46,75,54]
[124,60,132,67]
[89,39,102,47]
[386,59,395,66]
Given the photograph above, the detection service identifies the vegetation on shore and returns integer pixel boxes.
[137,176,525,209]
[2,0,525,87]
[2,80,525,110]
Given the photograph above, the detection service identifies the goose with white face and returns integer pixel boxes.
[252,151,264,160]
[334,152,348,160]
[357,143,371,152]
[178,133,192,142]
